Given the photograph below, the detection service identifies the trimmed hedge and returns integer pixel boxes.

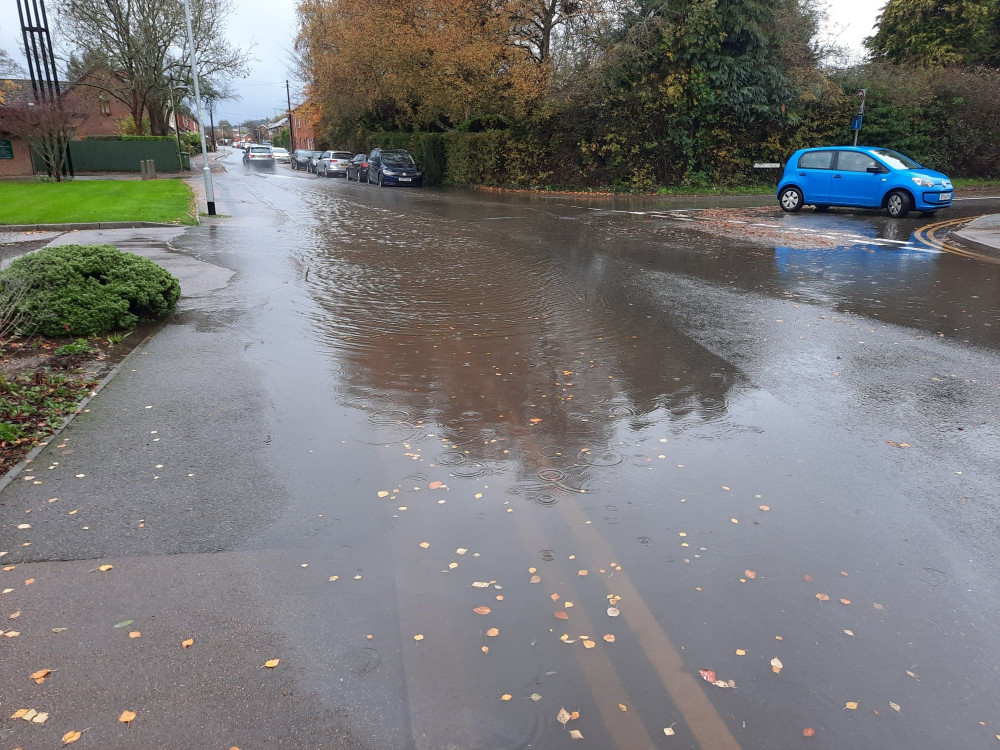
[0,244,181,337]
[81,135,176,142]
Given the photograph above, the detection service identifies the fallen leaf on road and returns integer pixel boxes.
[744,570,756,579]
[500,694,511,701]
[412,635,423,642]
[843,629,855,637]
[377,491,389,498]
[24,578,35,586]
[577,569,588,576]
[10,709,28,719]
[583,639,596,648]
[428,481,445,489]
[736,648,746,656]
[699,669,716,683]
[803,728,815,737]
[607,607,620,617]
[419,542,429,549]
[62,730,82,745]
[52,627,67,633]
[874,603,885,610]
[98,565,113,572]
[129,631,141,639]
[16,524,31,529]
[554,611,569,620]
[329,576,339,582]
[664,724,677,736]
[845,701,858,710]
[486,627,499,637]
[551,593,560,601]
[264,659,280,668]
[33,711,49,723]
[4,630,20,637]
[889,701,901,712]
[472,581,490,588]
[113,620,133,629]
[759,505,770,511]
[618,703,627,712]
[181,638,194,648]
[803,574,813,582]
[474,606,491,615]
[119,710,136,724]
[529,418,543,424]
[603,634,616,643]
[530,693,542,701]
[840,598,851,605]
[771,657,783,674]
[568,729,584,739]
[481,646,489,653]
[530,575,542,583]
[815,593,829,602]
[557,707,571,727]
[29,668,51,682]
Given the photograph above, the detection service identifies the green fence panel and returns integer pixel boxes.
[33,140,180,173]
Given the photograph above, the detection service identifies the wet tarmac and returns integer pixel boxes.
[1,153,999,749]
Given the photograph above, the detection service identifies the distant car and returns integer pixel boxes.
[307,151,322,173]
[291,149,313,170]
[367,148,423,187]
[777,146,953,218]
[243,144,275,171]
[271,147,290,163]
[347,153,369,182]
[317,150,353,178]
[263,140,272,146]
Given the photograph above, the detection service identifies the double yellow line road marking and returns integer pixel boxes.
[913,215,1000,264]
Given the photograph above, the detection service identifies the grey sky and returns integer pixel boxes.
[2,0,883,127]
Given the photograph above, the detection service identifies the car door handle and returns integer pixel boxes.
[833,174,842,178]
[798,173,806,177]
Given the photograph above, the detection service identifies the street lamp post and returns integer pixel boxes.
[181,0,216,215]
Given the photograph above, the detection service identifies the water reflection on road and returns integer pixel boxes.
[213,157,1000,749]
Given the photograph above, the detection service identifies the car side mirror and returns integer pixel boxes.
[867,165,884,174]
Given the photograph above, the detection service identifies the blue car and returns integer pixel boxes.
[777,146,953,218]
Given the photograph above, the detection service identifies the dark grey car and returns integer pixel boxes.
[346,153,369,182]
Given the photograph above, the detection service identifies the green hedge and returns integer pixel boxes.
[0,244,181,337]
[81,135,176,142]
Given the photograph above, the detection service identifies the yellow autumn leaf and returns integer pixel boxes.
[481,646,489,654]
[62,730,82,745]
[603,634,616,643]
[473,606,491,615]
[844,702,858,710]
[29,668,51,681]
[418,542,429,549]
[412,635,423,642]
[618,703,628,712]
[10,708,28,719]
[264,659,280,668]
[771,657,783,674]
[500,694,512,701]
[568,729,584,739]
[664,725,677,736]
[889,701,901,712]
[815,593,830,602]
[578,569,588,576]
[583,639,596,649]
[129,631,141,639]
[98,565,113,572]
[735,649,746,656]
[557,707,571,727]
[377,491,389,498]
[119,709,137,723]
[181,638,194,648]
[486,627,500,637]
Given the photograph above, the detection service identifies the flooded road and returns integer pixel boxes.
[3,153,999,749]
[196,156,1000,748]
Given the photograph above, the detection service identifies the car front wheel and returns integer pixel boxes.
[886,190,911,218]
[779,187,803,212]
[378,172,385,187]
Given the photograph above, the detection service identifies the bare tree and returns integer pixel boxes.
[0,97,84,181]
[1,25,24,78]
[56,0,250,134]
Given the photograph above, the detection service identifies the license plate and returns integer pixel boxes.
[939,192,951,201]
[398,177,411,182]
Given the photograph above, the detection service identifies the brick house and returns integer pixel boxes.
[290,102,316,151]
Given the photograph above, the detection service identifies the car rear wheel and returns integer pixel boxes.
[378,172,384,187]
[779,187,803,212]
[886,190,911,218]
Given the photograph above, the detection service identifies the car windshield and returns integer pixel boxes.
[869,148,921,170]
[383,152,415,167]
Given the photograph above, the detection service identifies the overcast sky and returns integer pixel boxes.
[2,0,883,127]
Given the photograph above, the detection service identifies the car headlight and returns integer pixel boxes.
[383,169,396,176]
[911,176,936,188]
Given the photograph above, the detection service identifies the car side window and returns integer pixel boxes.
[798,151,834,170]
[837,151,881,172]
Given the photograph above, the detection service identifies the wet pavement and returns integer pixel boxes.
[1,152,999,749]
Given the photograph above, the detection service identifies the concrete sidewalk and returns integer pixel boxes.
[953,213,1000,254]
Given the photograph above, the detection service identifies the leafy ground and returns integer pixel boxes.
[0,181,195,225]
[0,333,145,473]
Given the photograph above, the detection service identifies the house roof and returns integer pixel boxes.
[1,78,74,107]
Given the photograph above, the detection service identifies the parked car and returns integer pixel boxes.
[347,153,369,182]
[307,151,322,173]
[316,151,353,177]
[367,148,423,187]
[291,149,313,170]
[271,147,290,164]
[777,146,953,218]
[243,144,275,171]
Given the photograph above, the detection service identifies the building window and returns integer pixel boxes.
[99,100,111,116]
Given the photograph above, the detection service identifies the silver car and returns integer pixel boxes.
[316,151,353,178]
[271,147,290,164]
[243,145,275,171]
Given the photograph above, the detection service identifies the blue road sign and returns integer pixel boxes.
[851,115,863,131]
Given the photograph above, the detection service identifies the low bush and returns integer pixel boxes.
[0,244,181,337]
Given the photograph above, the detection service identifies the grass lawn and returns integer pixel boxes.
[0,180,195,225]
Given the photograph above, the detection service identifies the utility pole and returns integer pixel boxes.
[209,103,216,153]
[169,82,183,165]
[182,0,216,215]
[286,79,295,152]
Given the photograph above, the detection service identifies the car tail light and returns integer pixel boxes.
[362,162,368,167]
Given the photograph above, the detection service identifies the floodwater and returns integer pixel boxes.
[11,153,994,749]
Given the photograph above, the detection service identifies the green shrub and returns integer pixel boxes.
[122,135,176,142]
[54,338,91,356]
[0,244,181,337]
